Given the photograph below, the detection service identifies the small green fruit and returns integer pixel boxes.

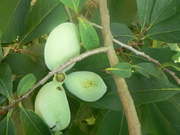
[65,71,107,102]
[44,22,80,71]
[35,81,70,131]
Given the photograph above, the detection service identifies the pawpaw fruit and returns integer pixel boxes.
[44,22,80,71]
[65,71,107,102]
[35,81,71,131]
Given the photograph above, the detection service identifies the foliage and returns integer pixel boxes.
[0,0,180,134]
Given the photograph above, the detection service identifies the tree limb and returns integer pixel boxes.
[0,47,109,114]
[99,1,142,135]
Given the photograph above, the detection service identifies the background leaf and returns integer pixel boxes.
[79,18,99,50]
[0,0,31,42]
[0,63,12,97]
[133,62,167,79]
[107,0,137,26]
[21,43,45,63]
[126,73,180,105]
[137,0,180,42]
[17,73,36,96]
[19,0,69,45]
[0,113,16,135]
[160,62,180,71]
[3,53,48,90]
[60,0,80,13]
[20,105,52,135]
[110,23,135,46]
[91,110,129,135]
[139,98,180,135]
[146,13,180,43]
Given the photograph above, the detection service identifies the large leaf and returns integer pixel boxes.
[0,113,16,135]
[3,53,48,90]
[68,104,99,135]
[91,110,129,135]
[0,44,3,61]
[17,73,36,96]
[19,0,69,45]
[139,98,180,135]
[137,0,180,28]
[110,23,135,46]
[0,0,31,42]
[20,105,52,135]
[133,62,167,79]
[60,0,80,13]
[0,63,12,97]
[107,0,137,26]
[146,13,180,43]
[21,43,45,63]
[126,73,180,105]
[137,0,180,42]
[79,18,99,50]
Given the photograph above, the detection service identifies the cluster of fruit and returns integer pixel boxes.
[34,23,107,132]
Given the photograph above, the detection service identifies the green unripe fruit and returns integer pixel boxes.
[35,81,71,131]
[44,22,80,71]
[65,71,107,102]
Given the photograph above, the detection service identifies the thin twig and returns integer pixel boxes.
[99,1,142,135]
[113,39,180,85]
[1,47,109,113]
[65,6,73,23]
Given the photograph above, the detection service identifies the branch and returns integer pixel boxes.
[99,1,142,135]
[80,16,180,85]
[65,6,73,23]
[1,47,109,113]
[113,39,180,85]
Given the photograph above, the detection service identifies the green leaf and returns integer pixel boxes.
[0,43,3,61]
[17,73,36,96]
[0,113,16,135]
[133,62,167,79]
[105,62,132,78]
[137,0,180,29]
[0,94,7,104]
[21,43,45,63]
[79,18,99,50]
[0,63,12,97]
[107,0,137,26]
[172,52,180,63]
[137,0,180,42]
[91,110,128,135]
[68,104,98,135]
[146,13,180,43]
[160,62,180,71]
[60,0,80,13]
[19,0,69,45]
[167,43,180,52]
[126,73,180,105]
[0,0,31,42]
[20,105,52,135]
[110,23,135,47]
[3,53,48,88]
[136,0,156,28]
[140,99,180,135]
